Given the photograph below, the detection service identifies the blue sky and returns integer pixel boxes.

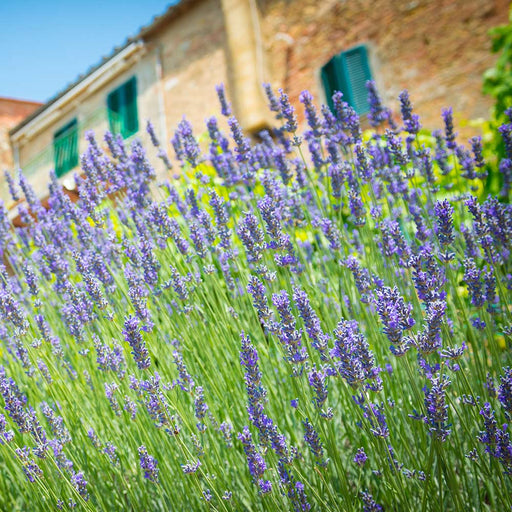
[0,0,176,103]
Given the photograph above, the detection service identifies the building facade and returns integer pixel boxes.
[3,0,509,204]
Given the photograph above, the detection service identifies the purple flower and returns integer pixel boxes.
[374,286,415,355]
[354,447,367,466]
[237,212,265,263]
[463,258,485,308]
[41,402,71,444]
[0,413,14,444]
[238,426,267,481]
[272,290,308,364]
[292,287,328,358]
[194,386,208,432]
[247,275,272,322]
[344,256,372,299]
[414,300,447,354]
[175,118,201,167]
[0,376,29,433]
[71,471,89,501]
[379,219,412,265]
[300,90,322,137]
[434,200,455,247]
[215,83,232,117]
[303,418,326,465]
[279,88,298,134]
[209,190,232,251]
[423,375,451,442]
[442,107,457,150]
[182,459,201,474]
[308,366,328,409]
[317,217,342,251]
[15,447,43,483]
[366,81,392,128]
[498,158,512,198]
[228,116,251,163]
[348,188,366,226]
[104,442,119,466]
[172,348,195,392]
[498,367,512,415]
[361,491,383,512]
[4,170,20,202]
[470,136,485,169]
[105,382,121,416]
[499,123,512,160]
[331,319,381,390]
[240,332,267,412]
[386,130,409,166]
[138,445,159,483]
[258,479,272,494]
[399,90,421,134]
[478,402,512,475]
[123,316,151,370]
[168,266,189,302]
[146,120,160,147]
[263,83,282,118]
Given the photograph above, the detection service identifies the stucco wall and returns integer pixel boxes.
[14,51,164,198]
[150,0,230,143]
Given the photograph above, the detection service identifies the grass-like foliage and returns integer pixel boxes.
[0,82,511,511]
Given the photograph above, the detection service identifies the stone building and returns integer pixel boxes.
[3,0,508,204]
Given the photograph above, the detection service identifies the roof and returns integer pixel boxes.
[0,97,42,106]
[10,0,200,137]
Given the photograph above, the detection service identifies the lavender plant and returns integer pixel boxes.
[0,80,510,512]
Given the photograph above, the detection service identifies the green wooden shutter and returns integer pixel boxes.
[54,119,78,178]
[123,77,138,137]
[321,58,339,112]
[321,45,373,115]
[107,88,122,135]
[321,55,349,111]
[107,77,138,139]
[341,46,372,115]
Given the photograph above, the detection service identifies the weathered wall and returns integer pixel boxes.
[149,0,230,142]
[260,0,508,132]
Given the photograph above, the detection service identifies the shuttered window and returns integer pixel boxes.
[53,118,78,178]
[107,76,138,138]
[321,45,373,115]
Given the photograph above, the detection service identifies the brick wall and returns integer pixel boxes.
[260,0,509,134]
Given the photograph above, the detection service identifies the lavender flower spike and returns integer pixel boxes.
[123,316,151,370]
[215,83,232,117]
[138,445,159,483]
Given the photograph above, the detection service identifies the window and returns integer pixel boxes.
[107,76,138,138]
[321,45,373,115]
[54,118,78,178]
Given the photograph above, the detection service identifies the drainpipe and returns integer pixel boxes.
[220,0,271,133]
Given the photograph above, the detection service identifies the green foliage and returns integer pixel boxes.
[483,6,512,195]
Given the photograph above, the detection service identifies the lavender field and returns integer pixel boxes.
[0,83,511,511]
